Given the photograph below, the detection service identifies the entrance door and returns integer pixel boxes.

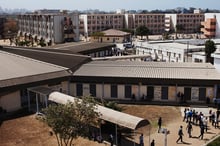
[111,84,117,98]
[199,88,206,101]
[162,87,168,100]
[125,85,132,98]
[90,84,96,97]
[184,87,191,101]
[147,86,154,100]
[76,83,83,96]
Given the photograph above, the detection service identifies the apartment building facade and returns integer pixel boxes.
[18,13,79,44]
[125,13,165,35]
[80,12,205,37]
[79,14,125,36]
[165,13,204,34]
[18,12,220,44]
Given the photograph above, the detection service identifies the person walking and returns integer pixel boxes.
[198,125,205,139]
[150,139,155,146]
[158,117,162,133]
[139,133,144,146]
[176,125,184,143]
[203,117,208,132]
[186,122,193,138]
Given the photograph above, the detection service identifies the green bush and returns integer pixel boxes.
[104,101,122,111]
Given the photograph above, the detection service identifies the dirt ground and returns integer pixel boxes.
[0,105,219,146]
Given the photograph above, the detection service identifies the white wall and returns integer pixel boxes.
[103,84,111,98]
[118,85,125,99]
[192,52,206,63]
[165,14,177,32]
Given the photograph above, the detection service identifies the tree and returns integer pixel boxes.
[39,96,100,146]
[205,39,217,64]
[3,18,18,39]
[175,24,185,39]
[135,25,150,40]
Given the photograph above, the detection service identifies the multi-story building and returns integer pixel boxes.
[79,14,125,36]
[125,14,165,35]
[176,13,204,33]
[201,13,220,38]
[80,13,204,37]
[18,13,79,44]
[165,13,204,34]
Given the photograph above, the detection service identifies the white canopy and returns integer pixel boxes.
[48,92,149,130]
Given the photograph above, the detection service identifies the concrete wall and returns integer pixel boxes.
[69,83,215,103]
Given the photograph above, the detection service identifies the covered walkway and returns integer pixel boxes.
[48,92,149,145]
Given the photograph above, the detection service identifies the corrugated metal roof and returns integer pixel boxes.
[0,51,70,88]
[0,50,68,81]
[45,42,115,54]
[73,61,220,80]
[0,47,91,72]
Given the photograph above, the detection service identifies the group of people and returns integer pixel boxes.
[137,107,219,146]
[176,107,220,143]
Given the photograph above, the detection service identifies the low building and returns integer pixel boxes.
[91,29,131,43]
[72,60,220,103]
[135,41,204,62]
[1,42,220,112]
[0,50,72,112]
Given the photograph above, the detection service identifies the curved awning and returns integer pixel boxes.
[48,92,149,130]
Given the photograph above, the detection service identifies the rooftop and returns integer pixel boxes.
[0,46,91,72]
[102,29,130,36]
[73,60,220,80]
[0,50,70,88]
[46,42,115,54]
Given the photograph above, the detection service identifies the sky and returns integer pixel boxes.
[0,0,219,11]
